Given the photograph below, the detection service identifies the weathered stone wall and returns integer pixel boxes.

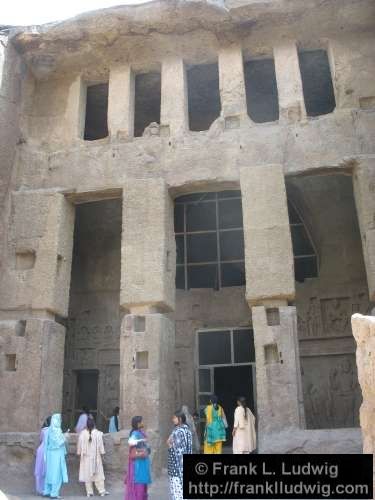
[289,175,372,429]
[62,199,122,431]
[174,287,251,412]
[0,0,374,461]
[351,314,375,454]
[0,319,65,432]
[351,314,375,492]
[0,30,22,273]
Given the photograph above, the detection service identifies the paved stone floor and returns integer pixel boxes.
[1,474,169,500]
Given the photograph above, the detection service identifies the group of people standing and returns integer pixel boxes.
[34,409,115,498]
[203,395,257,455]
[125,396,256,500]
[34,396,255,500]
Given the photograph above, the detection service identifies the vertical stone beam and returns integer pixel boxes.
[120,179,176,474]
[108,65,135,140]
[161,57,188,136]
[0,191,74,431]
[120,314,175,474]
[120,178,176,312]
[240,165,304,447]
[31,193,75,316]
[353,159,375,301]
[274,41,306,122]
[218,44,247,121]
[351,314,375,487]
[65,74,86,140]
[240,164,295,305]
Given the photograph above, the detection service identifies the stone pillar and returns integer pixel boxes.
[0,191,75,431]
[351,314,375,488]
[161,57,188,135]
[120,179,176,474]
[66,74,86,141]
[273,41,306,123]
[108,64,135,140]
[353,159,375,301]
[240,165,304,448]
[0,319,66,431]
[9,191,75,316]
[240,164,295,305]
[218,44,247,126]
[120,314,175,474]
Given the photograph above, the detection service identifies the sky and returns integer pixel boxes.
[2,0,149,26]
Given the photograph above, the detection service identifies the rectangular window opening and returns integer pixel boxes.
[84,83,109,140]
[264,344,279,364]
[134,72,161,137]
[244,58,279,123]
[6,354,17,371]
[15,320,26,337]
[298,49,336,117]
[187,63,221,131]
[266,308,280,326]
[135,351,149,369]
[133,316,146,333]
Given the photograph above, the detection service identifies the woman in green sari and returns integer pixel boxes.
[203,395,227,454]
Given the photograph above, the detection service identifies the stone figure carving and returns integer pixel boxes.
[297,314,307,337]
[322,298,350,335]
[328,357,357,427]
[305,382,323,428]
[306,297,322,337]
[142,122,160,137]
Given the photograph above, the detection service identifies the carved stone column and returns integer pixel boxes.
[274,41,306,123]
[120,179,176,474]
[218,44,247,126]
[353,158,375,301]
[161,57,188,135]
[240,165,305,449]
[108,64,135,140]
[0,191,74,430]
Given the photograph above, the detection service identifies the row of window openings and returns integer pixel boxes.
[174,192,318,290]
[84,49,336,140]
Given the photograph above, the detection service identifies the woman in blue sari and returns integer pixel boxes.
[124,416,151,500]
[43,413,68,499]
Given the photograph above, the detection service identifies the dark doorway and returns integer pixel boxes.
[84,83,109,141]
[134,72,161,137]
[214,365,254,444]
[75,370,99,423]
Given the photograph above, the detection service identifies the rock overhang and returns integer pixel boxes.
[3,0,375,79]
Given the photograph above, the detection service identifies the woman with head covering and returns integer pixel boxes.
[203,395,227,454]
[232,397,256,454]
[167,410,193,500]
[108,407,120,433]
[75,406,92,434]
[77,416,109,497]
[181,405,200,453]
[124,416,151,500]
[34,415,51,494]
[43,413,68,499]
